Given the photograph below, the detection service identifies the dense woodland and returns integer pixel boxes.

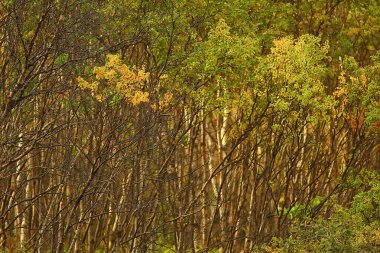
[1,0,380,252]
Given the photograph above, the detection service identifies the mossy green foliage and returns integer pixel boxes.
[256,173,380,253]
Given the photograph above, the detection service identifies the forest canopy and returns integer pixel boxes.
[0,0,380,252]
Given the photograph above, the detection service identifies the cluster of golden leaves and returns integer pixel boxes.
[270,35,328,86]
[77,54,150,105]
[151,92,173,111]
[268,35,332,119]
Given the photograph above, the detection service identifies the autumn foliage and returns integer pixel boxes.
[0,0,380,252]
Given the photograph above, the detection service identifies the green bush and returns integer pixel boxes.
[257,175,380,253]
